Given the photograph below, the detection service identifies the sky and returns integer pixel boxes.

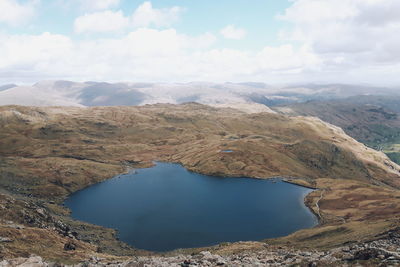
[1,0,400,85]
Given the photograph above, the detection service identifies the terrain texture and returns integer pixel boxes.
[1,103,400,265]
[275,95,400,165]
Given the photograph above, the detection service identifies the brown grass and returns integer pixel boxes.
[0,104,400,261]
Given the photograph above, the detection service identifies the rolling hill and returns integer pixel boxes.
[0,104,400,263]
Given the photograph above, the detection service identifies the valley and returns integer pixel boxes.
[1,103,400,265]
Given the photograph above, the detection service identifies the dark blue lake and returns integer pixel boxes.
[65,162,317,252]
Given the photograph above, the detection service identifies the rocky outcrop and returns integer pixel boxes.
[2,235,400,266]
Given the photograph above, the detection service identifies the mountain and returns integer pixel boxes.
[0,84,17,92]
[0,80,397,108]
[274,95,400,164]
[1,103,400,263]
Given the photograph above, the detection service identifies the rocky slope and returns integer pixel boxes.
[3,230,400,266]
[0,103,400,265]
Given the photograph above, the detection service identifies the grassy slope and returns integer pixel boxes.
[0,104,400,261]
[274,96,400,164]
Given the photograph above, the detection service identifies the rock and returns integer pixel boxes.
[7,224,25,229]
[216,259,226,265]
[197,251,212,260]
[341,246,350,253]
[378,254,386,259]
[2,234,400,266]
[352,248,382,260]
[36,208,47,217]
[301,252,312,257]
[63,241,76,251]
[1,256,46,267]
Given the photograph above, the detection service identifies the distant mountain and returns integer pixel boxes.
[0,80,396,107]
[0,84,17,92]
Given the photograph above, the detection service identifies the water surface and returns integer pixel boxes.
[65,162,317,252]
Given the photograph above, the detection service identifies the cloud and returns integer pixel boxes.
[220,25,246,40]
[278,0,400,67]
[74,10,129,33]
[2,0,400,86]
[0,32,72,77]
[131,1,183,28]
[74,1,185,34]
[0,28,320,84]
[2,28,399,86]
[0,0,37,26]
[257,44,320,72]
[186,32,217,50]
[77,0,120,11]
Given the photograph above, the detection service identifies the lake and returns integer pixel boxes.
[65,162,317,252]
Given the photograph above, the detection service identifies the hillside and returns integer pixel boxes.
[1,104,400,264]
[274,95,400,164]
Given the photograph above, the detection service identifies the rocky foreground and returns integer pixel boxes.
[2,231,400,267]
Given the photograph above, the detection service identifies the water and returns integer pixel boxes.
[65,162,317,252]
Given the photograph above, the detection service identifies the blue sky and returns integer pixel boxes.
[154,0,292,49]
[1,0,400,85]
[8,0,291,50]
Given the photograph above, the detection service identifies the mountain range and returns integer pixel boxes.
[0,81,397,108]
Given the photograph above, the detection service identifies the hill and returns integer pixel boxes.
[0,104,400,264]
[274,95,400,164]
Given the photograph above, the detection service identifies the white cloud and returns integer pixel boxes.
[78,0,120,11]
[2,0,400,86]
[278,0,400,68]
[220,25,246,40]
[73,1,185,34]
[131,1,183,28]
[0,0,37,26]
[257,44,320,72]
[0,32,73,78]
[74,10,129,33]
[186,32,217,50]
[277,0,358,24]
[0,29,322,84]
